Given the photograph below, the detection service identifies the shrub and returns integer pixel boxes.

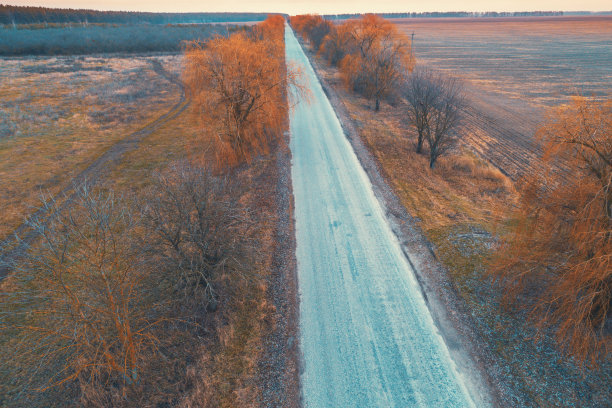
[490,96,612,366]
[143,163,256,313]
[0,163,257,405]
[1,186,164,405]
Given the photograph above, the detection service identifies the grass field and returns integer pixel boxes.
[0,55,182,241]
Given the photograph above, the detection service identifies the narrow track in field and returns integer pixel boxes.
[0,59,189,279]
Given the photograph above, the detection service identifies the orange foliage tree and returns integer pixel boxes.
[184,16,299,167]
[340,15,415,111]
[318,22,355,66]
[290,14,333,51]
[291,14,415,111]
[490,96,611,365]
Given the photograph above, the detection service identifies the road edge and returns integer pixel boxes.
[256,77,301,408]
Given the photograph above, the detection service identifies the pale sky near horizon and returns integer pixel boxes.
[6,1,612,14]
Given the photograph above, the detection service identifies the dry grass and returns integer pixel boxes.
[317,61,515,234]
[105,89,280,407]
[1,54,280,406]
[0,55,181,241]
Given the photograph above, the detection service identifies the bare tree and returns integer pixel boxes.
[1,186,164,403]
[143,163,256,312]
[403,69,464,167]
[403,68,436,153]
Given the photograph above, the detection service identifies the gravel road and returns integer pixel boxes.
[286,25,478,408]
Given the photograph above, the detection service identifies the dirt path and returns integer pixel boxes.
[0,59,189,279]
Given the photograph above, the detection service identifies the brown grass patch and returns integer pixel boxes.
[0,55,181,241]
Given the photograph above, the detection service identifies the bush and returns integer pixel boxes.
[143,163,256,313]
[1,186,164,406]
[0,163,257,406]
[490,96,612,366]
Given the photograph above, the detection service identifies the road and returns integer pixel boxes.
[286,25,477,407]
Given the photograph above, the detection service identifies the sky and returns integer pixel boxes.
[7,1,611,14]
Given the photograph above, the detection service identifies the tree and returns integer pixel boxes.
[184,17,300,168]
[1,187,163,400]
[403,69,464,167]
[143,163,255,311]
[318,22,354,66]
[403,68,436,154]
[1,165,258,405]
[290,14,333,52]
[490,96,611,366]
[339,14,415,111]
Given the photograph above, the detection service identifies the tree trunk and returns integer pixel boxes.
[429,154,436,169]
[375,98,380,112]
[416,134,423,154]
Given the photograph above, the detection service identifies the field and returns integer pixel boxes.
[0,16,298,406]
[394,16,612,106]
[0,54,183,243]
[393,16,612,178]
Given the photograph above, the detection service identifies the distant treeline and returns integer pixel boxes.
[0,23,242,55]
[324,11,565,20]
[0,4,275,25]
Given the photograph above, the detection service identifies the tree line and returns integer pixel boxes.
[291,14,463,168]
[0,23,231,56]
[323,11,564,20]
[0,4,273,25]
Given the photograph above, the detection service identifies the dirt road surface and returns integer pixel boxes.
[286,24,485,408]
